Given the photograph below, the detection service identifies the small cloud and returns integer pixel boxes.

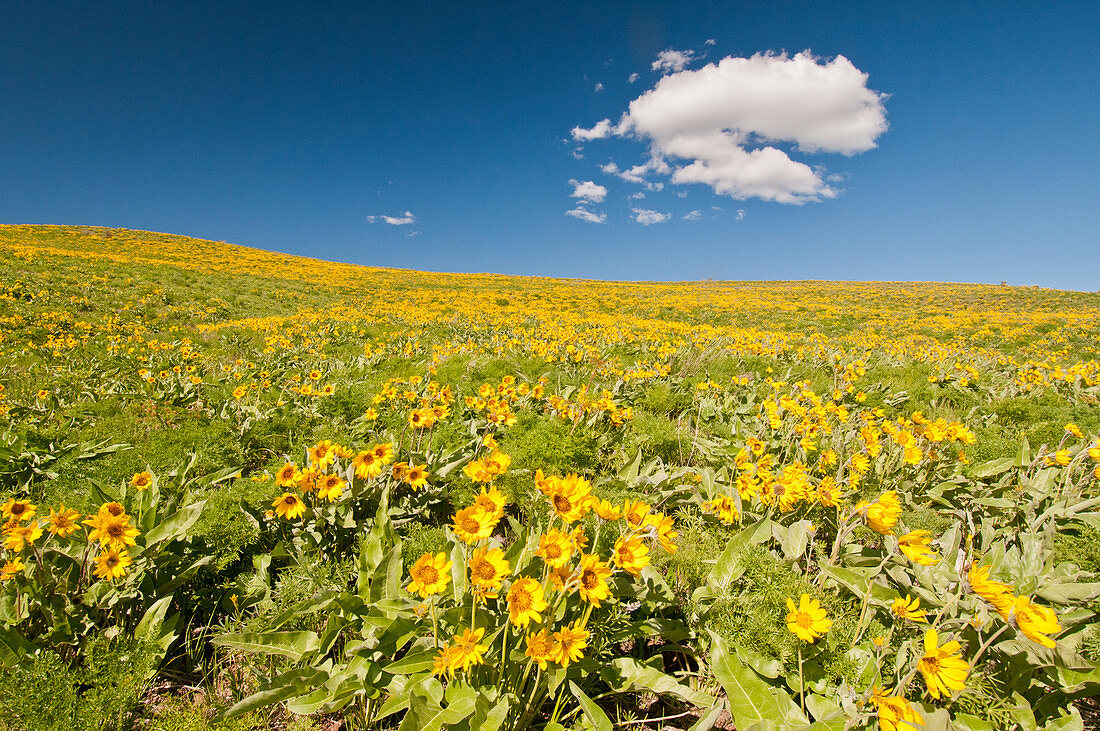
[566,206,607,223]
[683,209,702,220]
[369,211,417,225]
[572,119,614,141]
[406,230,421,237]
[569,179,608,203]
[735,209,745,221]
[632,207,671,225]
[570,148,585,159]
[676,191,688,198]
[629,191,646,199]
[705,38,716,46]
[594,82,604,92]
[628,72,640,84]
[652,48,696,74]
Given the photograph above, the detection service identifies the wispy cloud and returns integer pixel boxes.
[566,206,607,223]
[632,207,670,225]
[683,209,702,221]
[569,179,608,203]
[652,48,696,74]
[368,211,417,225]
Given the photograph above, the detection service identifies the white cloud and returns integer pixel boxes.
[632,207,671,225]
[629,191,646,199]
[575,50,887,204]
[368,211,417,225]
[569,179,608,203]
[406,230,421,237]
[566,206,607,224]
[683,209,702,220]
[705,39,716,46]
[594,82,604,92]
[600,157,669,186]
[628,72,640,84]
[571,118,614,141]
[652,48,696,74]
[735,209,745,220]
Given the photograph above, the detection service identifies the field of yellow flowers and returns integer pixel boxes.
[1,224,1099,730]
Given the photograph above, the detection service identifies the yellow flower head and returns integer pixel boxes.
[275,462,300,487]
[591,497,622,522]
[547,476,592,524]
[525,628,555,669]
[702,496,740,524]
[272,492,306,520]
[89,514,139,549]
[870,686,923,731]
[612,535,650,576]
[451,627,489,672]
[966,562,1015,618]
[1065,423,1084,439]
[576,554,613,606]
[640,512,678,553]
[535,528,574,568]
[1007,595,1061,648]
[352,450,382,479]
[891,594,927,622]
[507,577,548,627]
[3,522,42,552]
[403,463,430,490]
[785,594,832,643]
[898,530,940,566]
[468,546,510,594]
[452,504,498,544]
[93,547,133,581]
[473,486,506,520]
[551,621,590,667]
[408,552,453,598]
[317,474,345,502]
[917,629,969,699]
[1,558,25,581]
[0,499,35,523]
[129,471,153,490]
[858,491,901,535]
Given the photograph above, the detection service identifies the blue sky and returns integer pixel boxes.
[2,2,1098,288]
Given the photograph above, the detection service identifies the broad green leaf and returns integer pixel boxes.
[214,630,320,661]
[971,458,1015,479]
[0,625,35,667]
[817,563,896,606]
[708,630,808,730]
[569,681,613,731]
[143,499,206,547]
[689,705,725,731]
[609,657,715,706]
[708,516,771,591]
[134,594,179,677]
[220,668,325,719]
[382,648,440,674]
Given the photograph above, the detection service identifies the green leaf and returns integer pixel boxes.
[817,563,896,606]
[689,705,725,731]
[134,594,179,678]
[143,499,206,547]
[220,668,326,719]
[0,625,35,667]
[707,630,808,730]
[707,516,771,591]
[971,457,1015,479]
[608,657,715,707]
[214,631,320,661]
[569,681,613,731]
[382,648,440,674]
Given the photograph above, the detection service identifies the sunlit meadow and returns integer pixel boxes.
[1,224,1099,730]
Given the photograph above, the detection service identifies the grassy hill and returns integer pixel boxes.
[0,224,1098,729]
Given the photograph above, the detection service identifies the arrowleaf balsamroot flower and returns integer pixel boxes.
[0,499,35,523]
[551,621,590,667]
[407,552,453,598]
[94,547,133,581]
[129,471,153,490]
[468,546,509,594]
[786,594,832,643]
[891,594,927,622]
[857,491,902,535]
[535,528,574,568]
[967,562,1015,617]
[46,506,81,538]
[870,686,923,731]
[506,577,548,627]
[1007,595,1061,648]
[576,554,613,606]
[452,504,497,544]
[612,535,650,576]
[272,492,306,520]
[917,629,969,699]
[898,529,940,566]
[525,628,555,669]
